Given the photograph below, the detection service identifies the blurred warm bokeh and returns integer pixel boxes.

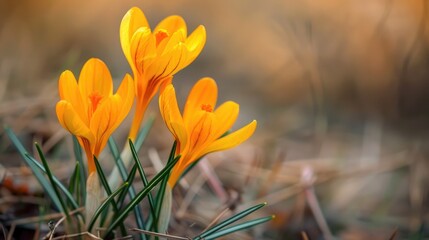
[1,0,428,239]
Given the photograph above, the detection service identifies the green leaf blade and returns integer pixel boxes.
[5,127,64,212]
[128,139,157,222]
[93,156,127,236]
[87,182,129,233]
[202,215,274,240]
[35,143,70,219]
[72,136,86,203]
[195,202,268,239]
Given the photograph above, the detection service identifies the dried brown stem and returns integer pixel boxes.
[129,228,191,240]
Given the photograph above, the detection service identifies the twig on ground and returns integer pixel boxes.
[388,227,398,240]
[0,195,47,206]
[302,166,333,240]
[43,207,84,240]
[301,231,309,240]
[200,207,231,233]
[50,231,102,240]
[112,235,134,240]
[6,208,82,240]
[199,159,227,202]
[177,173,207,218]
[129,228,192,240]
[258,150,286,197]
[0,223,7,240]
[42,130,68,153]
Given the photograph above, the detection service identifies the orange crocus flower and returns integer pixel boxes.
[120,7,206,140]
[159,78,257,187]
[56,58,134,174]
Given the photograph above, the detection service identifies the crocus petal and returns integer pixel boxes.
[184,25,206,65]
[90,96,121,157]
[78,58,113,99]
[115,74,135,122]
[56,100,95,145]
[145,40,185,81]
[144,75,173,110]
[89,81,132,159]
[154,15,187,37]
[171,111,214,181]
[58,70,88,124]
[157,30,185,56]
[171,43,191,76]
[186,111,215,162]
[120,7,150,63]
[171,112,215,185]
[159,76,173,93]
[130,27,157,76]
[168,156,188,187]
[58,70,79,102]
[183,78,217,121]
[212,101,239,138]
[160,43,188,78]
[203,120,257,155]
[159,84,187,149]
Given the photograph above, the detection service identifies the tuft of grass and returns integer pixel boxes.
[5,123,272,239]
[93,156,127,236]
[104,152,181,237]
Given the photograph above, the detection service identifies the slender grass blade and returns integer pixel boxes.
[129,140,157,220]
[93,156,127,236]
[195,202,267,239]
[5,127,63,211]
[36,143,70,219]
[134,115,155,150]
[87,182,129,233]
[68,162,80,197]
[116,164,138,209]
[72,136,86,203]
[202,215,274,240]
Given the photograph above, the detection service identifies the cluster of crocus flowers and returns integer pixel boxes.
[56,58,134,174]
[54,6,259,233]
[120,7,207,140]
[159,78,257,187]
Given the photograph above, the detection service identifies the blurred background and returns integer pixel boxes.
[1,0,428,239]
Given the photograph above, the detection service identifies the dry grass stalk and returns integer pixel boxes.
[130,228,191,240]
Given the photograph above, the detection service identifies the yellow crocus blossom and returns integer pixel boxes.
[56,58,134,174]
[159,78,257,187]
[120,7,206,140]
